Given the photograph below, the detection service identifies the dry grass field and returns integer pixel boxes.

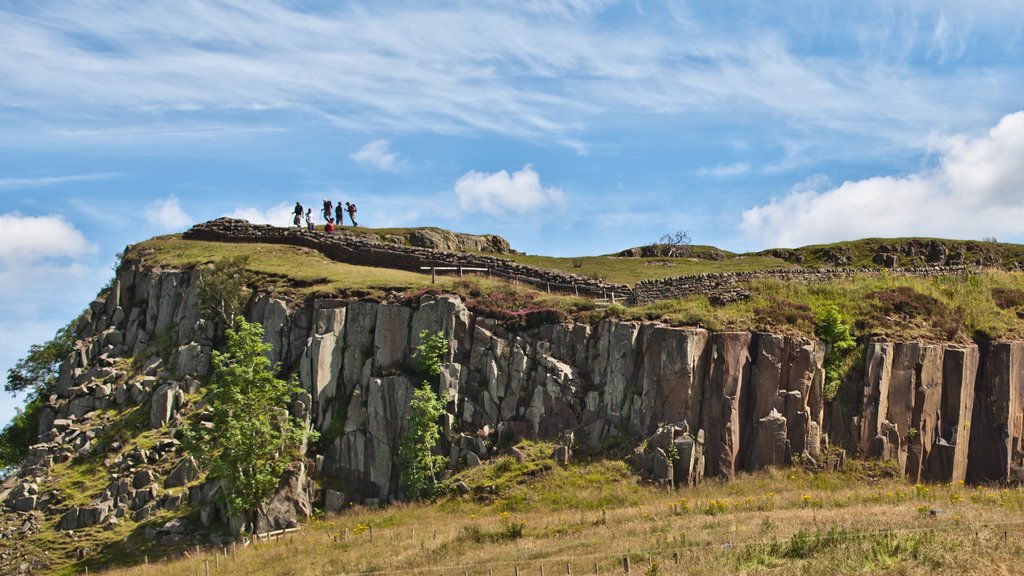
[94,442,1024,576]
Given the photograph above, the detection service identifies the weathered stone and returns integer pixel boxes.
[552,445,570,466]
[968,342,1024,482]
[300,306,345,426]
[14,496,37,513]
[255,463,311,533]
[373,304,411,372]
[465,451,482,468]
[747,409,790,470]
[702,332,752,479]
[324,489,345,514]
[637,326,707,436]
[150,383,179,428]
[931,345,979,483]
[860,342,894,456]
[175,343,210,377]
[132,469,155,490]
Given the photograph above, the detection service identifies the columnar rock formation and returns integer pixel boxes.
[6,258,1024,531]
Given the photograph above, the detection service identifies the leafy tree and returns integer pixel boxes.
[398,384,448,499]
[1,321,76,474]
[399,330,449,499]
[815,303,857,400]
[412,329,448,377]
[5,320,75,394]
[196,256,253,328]
[182,319,310,527]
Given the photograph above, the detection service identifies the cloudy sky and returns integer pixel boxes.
[2,0,1024,424]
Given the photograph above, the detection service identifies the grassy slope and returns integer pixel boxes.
[130,237,1024,343]
[501,253,798,284]
[97,442,1024,576]
[760,237,1024,268]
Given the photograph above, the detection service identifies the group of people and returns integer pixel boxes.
[293,199,358,232]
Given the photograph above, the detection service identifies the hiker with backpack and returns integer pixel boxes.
[322,199,333,223]
[345,202,358,226]
[293,202,303,227]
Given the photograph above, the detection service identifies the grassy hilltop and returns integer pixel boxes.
[130,231,1024,343]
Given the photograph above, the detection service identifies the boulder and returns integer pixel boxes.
[324,489,345,514]
[150,383,179,428]
[747,409,791,470]
[175,343,210,377]
[165,457,199,488]
[255,463,312,533]
[132,469,156,490]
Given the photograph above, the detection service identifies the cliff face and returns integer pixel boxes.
[5,261,1024,532]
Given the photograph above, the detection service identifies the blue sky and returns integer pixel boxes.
[2,0,1024,425]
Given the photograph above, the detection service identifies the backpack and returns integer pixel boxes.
[349,203,357,213]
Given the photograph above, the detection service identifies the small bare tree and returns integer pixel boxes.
[658,230,692,246]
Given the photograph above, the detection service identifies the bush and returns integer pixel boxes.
[815,304,856,400]
[182,319,310,524]
[400,331,449,500]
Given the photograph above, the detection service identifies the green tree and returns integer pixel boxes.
[196,256,253,329]
[5,320,75,394]
[412,330,448,377]
[183,319,310,527]
[1,321,76,474]
[815,303,857,400]
[399,330,449,499]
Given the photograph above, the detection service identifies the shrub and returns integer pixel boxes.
[400,331,449,500]
[815,303,856,400]
[182,319,310,526]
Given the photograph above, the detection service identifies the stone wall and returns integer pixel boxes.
[182,218,631,299]
[634,266,976,305]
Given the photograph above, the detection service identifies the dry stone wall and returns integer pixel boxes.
[634,266,977,305]
[183,218,631,299]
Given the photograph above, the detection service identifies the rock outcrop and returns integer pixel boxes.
[6,254,1024,554]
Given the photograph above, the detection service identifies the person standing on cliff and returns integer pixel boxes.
[322,198,333,223]
[305,208,315,231]
[293,202,303,227]
[346,202,358,226]
[335,201,344,226]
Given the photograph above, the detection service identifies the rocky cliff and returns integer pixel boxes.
[3,257,1024,566]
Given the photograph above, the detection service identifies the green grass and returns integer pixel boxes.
[129,237,1024,344]
[94,442,1024,576]
[620,270,1024,343]
[499,253,798,284]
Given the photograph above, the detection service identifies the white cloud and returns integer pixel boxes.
[741,111,1024,247]
[454,164,565,214]
[145,195,191,230]
[228,202,296,227]
[0,172,118,189]
[696,162,750,178]
[350,140,398,171]
[2,1,1022,152]
[0,213,94,262]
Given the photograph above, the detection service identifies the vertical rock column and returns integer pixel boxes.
[702,332,752,479]
[858,342,894,457]
[967,342,1024,482]
[906,345,943,483]
[635,326,708,437]
[926,345,978,483]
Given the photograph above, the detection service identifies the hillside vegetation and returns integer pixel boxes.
[97,441,1024,576]
[128,236,1024,343]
